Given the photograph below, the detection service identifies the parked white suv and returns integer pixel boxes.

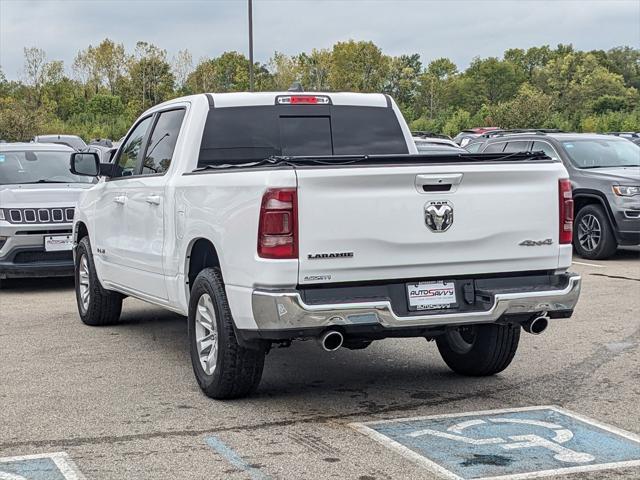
[70,92,581,399]
[0,143,94,286]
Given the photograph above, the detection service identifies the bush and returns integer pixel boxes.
[88,94,124,117]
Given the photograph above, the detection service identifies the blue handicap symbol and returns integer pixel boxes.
[355,406,640,479]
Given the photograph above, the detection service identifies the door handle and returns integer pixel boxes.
[146,195,161,205]
[113,195,127,205]
[415,173,463,193]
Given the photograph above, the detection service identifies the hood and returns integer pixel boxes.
[581,166,640,184]
[0,183,93,209]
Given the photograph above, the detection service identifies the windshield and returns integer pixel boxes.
[562,139,640,168]
[0,150,93,185]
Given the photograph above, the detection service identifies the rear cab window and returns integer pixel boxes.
[198,104,408,167]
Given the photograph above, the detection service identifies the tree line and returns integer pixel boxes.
[1,39,638,141]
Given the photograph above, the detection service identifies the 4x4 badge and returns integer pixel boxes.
[519,238,553,246]
[424,201,454,232]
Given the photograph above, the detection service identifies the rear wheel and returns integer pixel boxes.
[574,204,617,260]
[188,268,265,399]
[436,324,520,376]
[75,236,123,326]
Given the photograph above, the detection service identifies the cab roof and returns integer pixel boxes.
[151,92,392,111]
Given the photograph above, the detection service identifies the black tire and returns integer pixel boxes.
[573,204,618,260]
[188,268,265,399]
[75,236,123,326]
[436,324,520,376]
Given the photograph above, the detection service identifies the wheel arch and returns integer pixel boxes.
[185,237,222,293]
[74,221,89,243]
[572,189,619,241]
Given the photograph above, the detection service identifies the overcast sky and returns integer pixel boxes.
[1,0,639,80]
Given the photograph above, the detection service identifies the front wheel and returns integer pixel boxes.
[436,324,520,376]
[574,205,618,260]
[75,236,123,326]
[187,268,265,399]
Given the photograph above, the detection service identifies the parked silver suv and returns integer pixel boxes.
[0,143,94,285]
[477,132,640,259]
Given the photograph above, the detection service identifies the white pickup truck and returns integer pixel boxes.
[70,92,581,399]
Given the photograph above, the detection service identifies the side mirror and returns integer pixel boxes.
[70,151,100,176]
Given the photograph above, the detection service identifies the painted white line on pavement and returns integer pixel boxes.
[572,261,604,268]
[0,452,85,480]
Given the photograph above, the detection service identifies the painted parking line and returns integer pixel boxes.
[351,406,640,480]
[205,436,271,480]
[572,261,604,268]
[0,452,85,480]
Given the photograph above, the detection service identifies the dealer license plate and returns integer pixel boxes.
[406,281,457,311]
[44,235,73,252]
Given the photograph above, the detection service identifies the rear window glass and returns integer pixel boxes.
[280,116,332,156]
[198,105,408,166]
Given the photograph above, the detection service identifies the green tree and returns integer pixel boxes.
[128,42,175,113]
[296,49,332,91]
[384,54,422,120]
[463,57,524,109]
[329,40,390,92]
[418,58,458,119]
[489,84,553,128]
[186,52,270,93]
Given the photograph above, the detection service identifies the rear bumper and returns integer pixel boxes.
[248,273,581,338]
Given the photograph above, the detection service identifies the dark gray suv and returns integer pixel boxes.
[478,132,640,259]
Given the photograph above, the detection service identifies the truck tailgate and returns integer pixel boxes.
[296,161,566,284]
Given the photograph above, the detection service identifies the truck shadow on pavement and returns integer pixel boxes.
[114,300,511,404]
[0,276,75,292]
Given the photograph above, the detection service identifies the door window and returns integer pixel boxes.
[115,116,152,177]
[142,109,186,175]
[483,142,506,153]
[532,141,560,160]
[503,141,531,153]
[465,142,484,153]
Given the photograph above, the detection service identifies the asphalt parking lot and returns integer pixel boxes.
[1,250,639,480]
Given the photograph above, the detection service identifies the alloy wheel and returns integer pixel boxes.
[195,293,219,375]
[78,254,90,314]
[578,213,602,252]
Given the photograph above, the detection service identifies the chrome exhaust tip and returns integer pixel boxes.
[522,315,549,335]
[319,330,344,352]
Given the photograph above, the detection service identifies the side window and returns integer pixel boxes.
[142,109,186,175]
[532,141,560,160]
[483,142,506,153]
[465,142,483,153]
[503,141,531,153]
[115,116,153,177]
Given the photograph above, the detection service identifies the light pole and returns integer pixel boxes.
[248,0,254,91]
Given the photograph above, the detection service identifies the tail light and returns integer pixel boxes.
[258,188,298,258]
[559,179,574,244]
